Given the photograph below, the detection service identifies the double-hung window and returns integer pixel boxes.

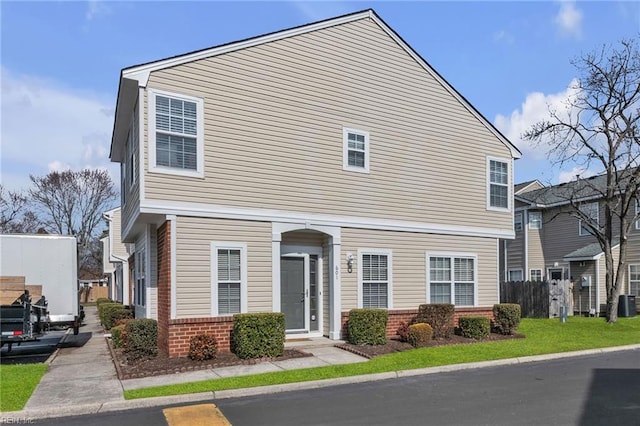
[635,199,640,230]
[211,243,247,316]
[528,211,542,229]
[359,250,392,308]
[508,269,523,282]
[343,128,370,173]
[149,89,204,177]
[487,157,510,210]
[514,212,523,231]
[579,202,599,236]
[428,255,477,306]
[629,265,640,296]
[530,269,542,281]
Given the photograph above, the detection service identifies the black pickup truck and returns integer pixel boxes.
[1,290,49,351]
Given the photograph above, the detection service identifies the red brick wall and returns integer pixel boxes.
[166,317,235,358]
[156,222,171,356]
[341,307,495,341]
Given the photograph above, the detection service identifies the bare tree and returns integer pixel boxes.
[0,184,40,233]
[29,169,118,273]
[524,38,640,322]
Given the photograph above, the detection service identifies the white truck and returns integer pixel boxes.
[0,234,82,332]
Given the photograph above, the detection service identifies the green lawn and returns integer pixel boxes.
[0,363,48,412]
[125,316,640,400]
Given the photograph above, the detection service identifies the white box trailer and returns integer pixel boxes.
[0,234,80,327]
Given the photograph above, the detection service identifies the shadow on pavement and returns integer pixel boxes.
[579,368,640,426]
[59,331,92,348]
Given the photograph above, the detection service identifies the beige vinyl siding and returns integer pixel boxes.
[122,134,140,242]
[143,18,513,232]
[527,226,545,278]
[111,209,129,259]
[174,217,272,318]
[341,228,499,309]
[505,231,524,276]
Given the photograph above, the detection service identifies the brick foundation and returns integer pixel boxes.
[341,307,495,341]
[166,316,235,358]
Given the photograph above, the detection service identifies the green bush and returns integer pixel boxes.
[347,309,388,345]
[407,323,433,347]
[101,304,133,330]
[189,334,218,361]
[232,313,285,359]
[416,304,454,338]
[493,304,521,335]
[95,297,112,308]
[98,302,122,327]
[111,324,126,348]
[458,316,490,339]
[124,319,158,360]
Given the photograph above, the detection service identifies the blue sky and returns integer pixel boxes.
[1,1,639,191]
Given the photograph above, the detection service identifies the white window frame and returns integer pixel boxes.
[528,211,542,229]
[148,88,204,178]
[134,248,146,307]
[343,127,370,174]
[579,202,599,236]
[635,199,640,230]
[486,156,511,212]
[514,212,523,232]
[357,248,392,309]
[426,252,478,307]
[530,269,542,281]
[508,269,523,282]
[628,264,640,296]
[211,242,248,317]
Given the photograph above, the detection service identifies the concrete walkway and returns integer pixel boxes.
[9,307,640,421]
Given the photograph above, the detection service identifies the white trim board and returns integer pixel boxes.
[138,200,514,239]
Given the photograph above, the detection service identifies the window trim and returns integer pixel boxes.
[357,248,392,309]
[134,248,146,307]
[148,88,205,178]
[514,211,523,232]
[529,269,542,281]
[635,199,640,230]
[528,211,542,230]
[426,252,478,307]
[211,242,248,317]
[343,127,370,174]
[508,269,523,282]
[628,264,640,296]
[486,156,511,212]
[579,202,599,236]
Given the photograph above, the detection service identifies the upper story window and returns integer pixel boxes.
[149,89,204,178]
[528,211,542,229]
[635,199,640,230]
[127,104,138,187]
[514,212,523,231]
[358,249,392,308]
[487,157,510,211]
[579,202,599,236]
[343,128,370,173]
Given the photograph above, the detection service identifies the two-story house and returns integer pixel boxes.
[502,174,640,316]
[109,9,520,357]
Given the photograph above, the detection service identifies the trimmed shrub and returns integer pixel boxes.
[416,304,454,338]
[102,304,133,330]
[232,313,285,359]
[98,302,122,327]
[189,334,218,361]
[407,323,433,348]
[96,297,112,308]
[124,319,158,360]
[110,324,126,348]
[493,304,521,335]
[458,316,490,339]
[347,309,388,345]
[113,318,133,328]
[396,321,411,343]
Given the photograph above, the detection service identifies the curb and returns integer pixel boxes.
[4,343,640,421]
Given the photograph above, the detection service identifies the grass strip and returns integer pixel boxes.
[0,363,48,412]
[125,316,640,400]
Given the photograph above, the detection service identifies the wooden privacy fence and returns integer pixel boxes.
[500,280,572,318]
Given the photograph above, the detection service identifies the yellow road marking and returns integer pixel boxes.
[163,403,232,426]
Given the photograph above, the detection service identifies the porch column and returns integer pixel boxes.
[272,231,282,312]
[329,237,342,340]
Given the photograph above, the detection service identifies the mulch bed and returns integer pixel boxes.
[107,332,524,380]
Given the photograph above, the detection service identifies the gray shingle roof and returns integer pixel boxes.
[563,238,620,260]
[516,173,609,206]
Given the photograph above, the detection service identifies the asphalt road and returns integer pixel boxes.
[0,330,66,364]
[30,349,640,426]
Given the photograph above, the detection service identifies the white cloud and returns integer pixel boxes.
[0,67,118,191]
[494,79,581,160]
[86,0,111,21]
[493,30,515,45]
[554,1,583,39]
[558,166,596,183]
